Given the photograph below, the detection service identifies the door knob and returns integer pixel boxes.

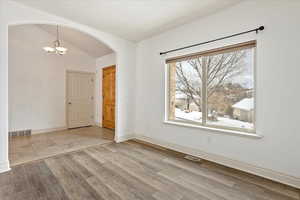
[68,102,72,105]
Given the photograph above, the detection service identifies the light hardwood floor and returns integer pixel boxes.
[1,141,299,200]
[9,126,114,166]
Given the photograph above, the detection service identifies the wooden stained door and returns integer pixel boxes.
[67,71,94,129]
[102,66,116,129]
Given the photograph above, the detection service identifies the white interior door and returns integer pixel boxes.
[67,71,94,129]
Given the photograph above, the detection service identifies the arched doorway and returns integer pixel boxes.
[1,1,136,172]
[8,23,119,166]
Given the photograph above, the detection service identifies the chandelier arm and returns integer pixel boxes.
[43,25,67,55]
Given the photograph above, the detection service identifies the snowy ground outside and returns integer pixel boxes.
[175,108,253,130]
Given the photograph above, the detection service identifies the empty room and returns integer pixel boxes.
[0,0,299,200]
[8,24,116,166]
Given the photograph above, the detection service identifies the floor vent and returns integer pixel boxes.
[184,155,202,162]
[9,129,31,137]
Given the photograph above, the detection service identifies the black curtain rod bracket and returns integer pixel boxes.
[160,26,264,55]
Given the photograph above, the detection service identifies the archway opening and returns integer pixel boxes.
[8,23,118,166]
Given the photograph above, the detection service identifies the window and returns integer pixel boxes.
[167,41,256,133]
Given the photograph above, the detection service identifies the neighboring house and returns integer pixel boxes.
[175,92,199,111]
[232,97,254,122]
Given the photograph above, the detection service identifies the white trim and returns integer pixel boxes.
[134,134,300,189]
[116,134,136,143]
[164,63,169,122]
[32,126,67,135]
[65,70,95,74]
[95,122,102,127]
[164,120,262,139]
[0,161,11,173]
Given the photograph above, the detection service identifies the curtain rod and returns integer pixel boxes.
[159,26,265,55]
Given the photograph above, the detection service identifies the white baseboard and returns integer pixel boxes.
[116,134,136,143]
[0,160,11,173]
[134,135,300,189]
[32,126,67,135]
[94,122,102,127]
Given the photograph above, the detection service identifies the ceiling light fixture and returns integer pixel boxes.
[43,25,68,55]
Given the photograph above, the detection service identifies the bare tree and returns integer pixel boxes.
[176,50,246,111]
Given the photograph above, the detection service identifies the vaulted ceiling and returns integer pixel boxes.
[9,24,113,58]
[36,24,113,57]
[10,0,242,42]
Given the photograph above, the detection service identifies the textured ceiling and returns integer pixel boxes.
[10,0,243,42]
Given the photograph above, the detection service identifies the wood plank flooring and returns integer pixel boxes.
[9,126,114,166]
[1,141,299,200]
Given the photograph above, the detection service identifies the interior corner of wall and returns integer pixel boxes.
[94,122,102,127]
[115,131,136,143]
[0,160,11,174]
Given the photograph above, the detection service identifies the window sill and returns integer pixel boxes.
[164,120,263,139]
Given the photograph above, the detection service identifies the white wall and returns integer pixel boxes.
[3,0,299,188]
[9,25,96,132]
[94,53,116,126]
[0,0,10,173]
[135,1,300,187]
[0,0,136,172]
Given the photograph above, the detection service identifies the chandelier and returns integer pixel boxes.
[43,25,68,55]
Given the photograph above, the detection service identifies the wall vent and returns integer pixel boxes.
[9,129,31,137]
